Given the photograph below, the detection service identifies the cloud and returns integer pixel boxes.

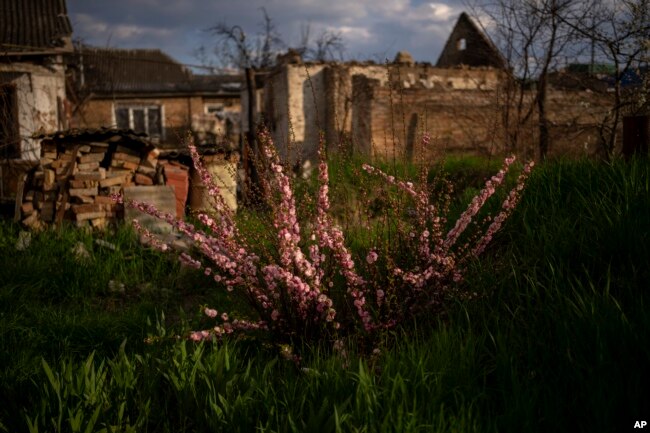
[67,0,469,65]
[428,3,456,21]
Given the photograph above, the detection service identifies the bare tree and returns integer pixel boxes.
[469,0,576,160]
[207,8,286,204]
[209,7,285,70]
[297,24,346,62]
[560,0,650,158]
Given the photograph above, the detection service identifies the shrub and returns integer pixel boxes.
[114,130,533,350]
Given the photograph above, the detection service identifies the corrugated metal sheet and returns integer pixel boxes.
[0,0,72,53]
[75,47,243,95]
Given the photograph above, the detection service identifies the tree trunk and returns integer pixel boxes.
[537,74,550,160]
[537,0,558,161]
[244,67,258,204]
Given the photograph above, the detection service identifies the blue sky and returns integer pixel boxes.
[66,0,467,71]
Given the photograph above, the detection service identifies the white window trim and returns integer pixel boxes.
[113,104,165,140]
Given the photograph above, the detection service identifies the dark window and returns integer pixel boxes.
[115,105,163,139]
[147,107,161,137]
[0,84,20,159]
[132,108,146,133]
[115,107,129,129]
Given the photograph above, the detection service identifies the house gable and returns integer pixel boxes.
[436,12,506,69]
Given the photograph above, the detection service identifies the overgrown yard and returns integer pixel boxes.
[1,155,649,432]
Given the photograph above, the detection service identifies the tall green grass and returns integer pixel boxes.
[1,156,648,432]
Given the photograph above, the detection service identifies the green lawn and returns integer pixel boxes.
[1,156,648,432]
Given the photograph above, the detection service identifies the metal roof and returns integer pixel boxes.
[0,0,73,54]
[74,47,243,96]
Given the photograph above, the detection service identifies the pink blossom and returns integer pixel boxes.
[121,126,531,350]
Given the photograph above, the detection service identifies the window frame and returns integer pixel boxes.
[113,104,164,140]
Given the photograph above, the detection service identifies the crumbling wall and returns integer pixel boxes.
[1,60,66,202]
[0,61,67,160]
[260,59,619,164]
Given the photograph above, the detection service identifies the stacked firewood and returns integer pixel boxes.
[19,139,162,229]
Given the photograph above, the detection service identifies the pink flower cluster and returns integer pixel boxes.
[362,144,533,318]
[117,130,533,346]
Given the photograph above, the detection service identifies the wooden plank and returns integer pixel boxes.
[100,176,130,188]
[69,187,99,197]
[76,211,106,221]
[123,185,177,234]
[13,172,27,222]
[55,145,81,224]
[134,173,154,185]
[78,153,105,163]
[112,152,142,164]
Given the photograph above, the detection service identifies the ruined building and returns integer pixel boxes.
[1,0,73,202]
[244,12,614,164]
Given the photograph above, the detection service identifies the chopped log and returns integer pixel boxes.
[43,169,56,190]
[72,203,102,214]
[74,168,106,181]
[51,159,72,168]
[112,152,141,164]
[69,179,98,189]
[106,169,131,178]
[100,176,130,188]
[94,195,116,205]
[69,186,98,197]
[76,211,106,221]
[78,153,105,163]
[135,173,154,185]
[136,165,156,176]
[14,172,27,222]
[21,202,34,215]
[76,196,95,204]
[22,211,40,228]
[77,162,100,171]
[111,160,139,171]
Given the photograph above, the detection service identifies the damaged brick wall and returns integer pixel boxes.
[257,59,619,164]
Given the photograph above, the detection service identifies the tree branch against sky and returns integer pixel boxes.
[468,0,577,160]
[559,0,650,157]
[467,0,649,159]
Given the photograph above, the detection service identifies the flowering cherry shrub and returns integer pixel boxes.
[114,130,534,347]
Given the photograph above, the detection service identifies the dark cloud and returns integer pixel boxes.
[67,0,467,68]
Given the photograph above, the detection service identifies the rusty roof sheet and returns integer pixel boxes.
[75,47,242,95]
[0,0,72,54]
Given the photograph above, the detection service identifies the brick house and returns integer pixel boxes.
[68,47,242,151]
[0,0,73,201]
[245,12,615,164]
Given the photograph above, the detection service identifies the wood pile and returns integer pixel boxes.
[18,129,164,230]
